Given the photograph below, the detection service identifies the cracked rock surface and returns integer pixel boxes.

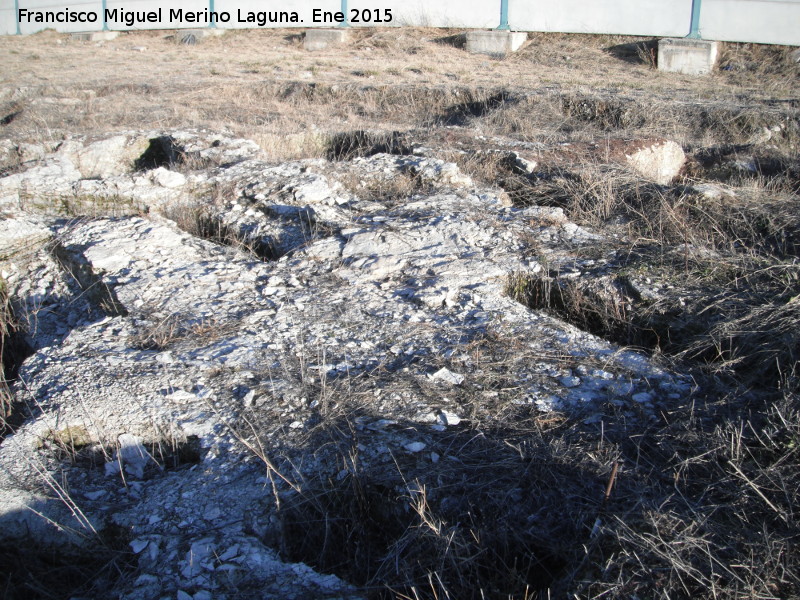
[0,131,692,598]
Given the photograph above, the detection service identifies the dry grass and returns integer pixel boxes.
[234,365,800,600]
[504,157,800,390]
[339,170,431,206]
[0,279,14,428]
[0,531,135,600]
[1,28,798,163]
[129,307,238,352]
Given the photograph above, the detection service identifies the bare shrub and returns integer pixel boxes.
[635,42,658,70]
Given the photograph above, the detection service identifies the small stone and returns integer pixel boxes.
[632,392,654,404]
[105,434,151,479]
[151,167,187,188]
[404,442,426,453]
[591,369,615,380]
[217,545,240,562]
[560,376,581,388]
[130,539,149,554]
[204,506,221,521]
[155,351,175,364]
[624,140,685,185]
[438,410,461,426]
[430,368,465,386]
[134,573,159,586]
[692,183,734,200]
[512,153,537,174]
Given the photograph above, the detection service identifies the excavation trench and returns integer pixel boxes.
[507,267,800,389]
[507,273,689,354]
[272,423,588,599]
[38,428,203,473]
[327,129,414,161]
[1,291,34,438]
[262,82,800,150]
[0,527,134,600]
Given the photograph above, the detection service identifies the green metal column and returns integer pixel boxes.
[687,0,702,39]
[497,0,510,30]
[340,0,348,26]
[209,0,216,27]
[101,0,108,30]
[14,0,21,34]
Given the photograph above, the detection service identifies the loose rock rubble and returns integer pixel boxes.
[0,131,694,598]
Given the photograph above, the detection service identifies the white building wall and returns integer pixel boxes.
[700,0,800,46]
[104,0,208,30]
[349,0,499,29]
[15,0,102,34]
[508,0,693,37]
[1,0,799,45]
[0,4,15,35]
[214,0,339,29]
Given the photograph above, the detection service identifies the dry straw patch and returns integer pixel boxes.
[1,28,798,156]
[0,280,14,427]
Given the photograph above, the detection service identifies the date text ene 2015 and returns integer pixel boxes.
[312,9,393,23]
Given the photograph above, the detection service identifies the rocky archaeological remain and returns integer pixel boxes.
[0,28,799,600]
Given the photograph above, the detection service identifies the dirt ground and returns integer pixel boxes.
[1,27,798,157]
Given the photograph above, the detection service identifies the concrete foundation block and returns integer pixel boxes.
[304,29,349,51]
[466,30,528,57]
[658,38,719,76]
[71,31,119,42]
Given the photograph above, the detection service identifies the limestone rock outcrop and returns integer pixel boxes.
[0,131,691,599]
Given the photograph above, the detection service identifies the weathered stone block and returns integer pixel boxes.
[466,30,527,57]
[623,139,685,185]
[658,38,719,76]
[304,28,349,51]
